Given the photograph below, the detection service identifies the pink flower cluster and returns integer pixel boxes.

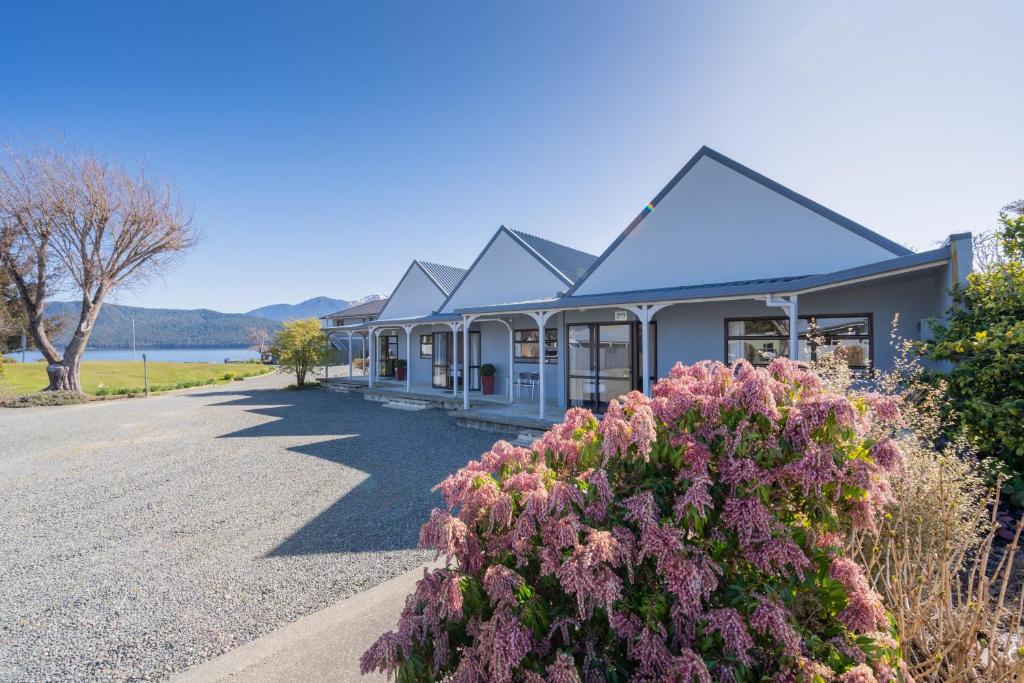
[362,358,906,682]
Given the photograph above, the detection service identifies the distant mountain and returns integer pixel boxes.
[246,294,385,322]
[47,302,281,349]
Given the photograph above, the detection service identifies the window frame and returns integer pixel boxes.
[514,328,558,364]
[723,313,874,371]
[419,334,433,359]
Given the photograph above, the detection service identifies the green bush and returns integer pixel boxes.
[222,372,235,380]
[928,212,1024,475]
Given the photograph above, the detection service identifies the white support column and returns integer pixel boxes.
[462,316,473,410]
[765,294,800,362]
[402,324,414,393]
[625,303,671,396]
[789,295,799,361]
[346,332,354,379]
[507,320,514,404]
[368,328,375,387]
[526,310,552,419]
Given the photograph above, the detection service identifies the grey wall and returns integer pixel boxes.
[565,267,947,387]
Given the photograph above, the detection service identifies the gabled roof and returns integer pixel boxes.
[437,226,597,312]
[321,297,389,319]
[507,228,597,285]
[566,146,913,295]
[454,245,951,314]
[417,260,467,295]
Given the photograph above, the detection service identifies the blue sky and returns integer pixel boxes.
[2,1,1021,313]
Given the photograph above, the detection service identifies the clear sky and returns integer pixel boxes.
[2,1,1021,313]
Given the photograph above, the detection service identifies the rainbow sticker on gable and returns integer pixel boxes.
[645,202,655,212]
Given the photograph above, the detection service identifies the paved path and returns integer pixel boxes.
[0,375,506,681]
[173,562,433,683]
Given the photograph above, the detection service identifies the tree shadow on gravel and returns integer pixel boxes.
[187,386,511,557]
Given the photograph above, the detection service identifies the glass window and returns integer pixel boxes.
[514,329,557,364]
[725,314,872,370]
[419,334,432,359]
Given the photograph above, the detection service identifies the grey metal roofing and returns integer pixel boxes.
[455,246,951,315]
[436,226,598,313]
[507,229,597,285]
[417,260,468,295]
[566,145,913,296]
[370,312,463,327]
[321,297,389,319]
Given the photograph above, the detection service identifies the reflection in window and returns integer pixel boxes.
[514,329,558,364]
[725,314,872,370]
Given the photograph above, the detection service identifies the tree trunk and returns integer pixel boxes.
[45,296,102,393]
[296,368,306,386]
[46,359,82,392]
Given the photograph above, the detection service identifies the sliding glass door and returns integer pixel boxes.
[567,322,655,411]
[432,331,481,390]
[432,332,451,388]
[378,334,398,377]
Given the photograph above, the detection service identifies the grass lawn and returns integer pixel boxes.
[0,360,273,396]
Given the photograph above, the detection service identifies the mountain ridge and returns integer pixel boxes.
[246,294,384,321]
[41,295,381,349]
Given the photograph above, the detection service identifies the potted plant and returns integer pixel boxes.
[480,363,496,394]
[394,358,407,381]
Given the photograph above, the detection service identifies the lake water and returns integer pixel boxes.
[4,348,260,363]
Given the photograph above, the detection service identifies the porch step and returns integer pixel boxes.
[319,378,364,393]
[382,399,431,411]
[454,409,557,436]
[512,429,545,448]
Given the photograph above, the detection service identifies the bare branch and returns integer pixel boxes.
[0,141,199,390]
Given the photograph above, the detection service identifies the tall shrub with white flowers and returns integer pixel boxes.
[362,359,907,682]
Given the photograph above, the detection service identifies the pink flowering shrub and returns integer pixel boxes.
[362,359,908,682]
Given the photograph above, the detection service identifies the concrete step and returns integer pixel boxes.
[382,399,431,411]
[512,429,544,448]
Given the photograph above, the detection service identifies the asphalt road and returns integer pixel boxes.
[0,374,507,681]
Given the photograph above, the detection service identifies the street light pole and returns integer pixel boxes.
[131,316,136,361]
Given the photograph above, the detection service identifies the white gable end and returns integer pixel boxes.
[574,155,900,296]
[443,231,566,311]
[377,264,446,319]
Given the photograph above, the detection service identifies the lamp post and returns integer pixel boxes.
[131,316,137,361]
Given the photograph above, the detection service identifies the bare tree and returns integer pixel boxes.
[0,143,198,391]
[246,325,271,362]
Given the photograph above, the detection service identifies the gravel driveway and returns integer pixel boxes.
[0,374,508,681]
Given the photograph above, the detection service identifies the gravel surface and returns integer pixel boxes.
[0,374,509,681]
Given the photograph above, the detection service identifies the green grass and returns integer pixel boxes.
[0,360,273,397]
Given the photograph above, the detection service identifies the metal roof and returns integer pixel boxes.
[417,261,468,295]
[454,246,951,314]
[508,228,597,284]
[320,297,389,319]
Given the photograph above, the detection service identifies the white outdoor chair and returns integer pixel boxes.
[515,371,537,398]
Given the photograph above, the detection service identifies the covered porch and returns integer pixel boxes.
[454,242,961,419]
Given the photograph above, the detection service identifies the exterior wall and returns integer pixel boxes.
[562,268,946,402]
[469,314,562,403]
[574,155,901,296]
[377,265,446,320]
[442,231,567,311]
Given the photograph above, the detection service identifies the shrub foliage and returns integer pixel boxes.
[269,318,326,387]
[928,212,1024,474]
[362,359,907,682]
[3,389,88,407]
